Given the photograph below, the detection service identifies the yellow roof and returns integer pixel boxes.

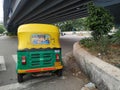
[17,24,60,50]
[18,23,59,33]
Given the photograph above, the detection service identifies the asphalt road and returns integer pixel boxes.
[0,35,87,90]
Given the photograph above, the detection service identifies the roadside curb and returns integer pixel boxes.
[8,36,17,38]
[0,35,17,39]
[73,42,120,90]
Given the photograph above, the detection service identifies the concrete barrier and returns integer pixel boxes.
[73,42,120,90]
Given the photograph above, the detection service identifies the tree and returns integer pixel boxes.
[72,18,88,31]
[86,3,114,40]
[56,21,73,31]
[62,23,73,31]
[55,17,88,31]
[0,25,5,34]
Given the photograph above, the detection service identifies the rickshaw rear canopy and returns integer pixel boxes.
[18,24,60,50]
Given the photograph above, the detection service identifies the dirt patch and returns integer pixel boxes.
[63,52,89,83]
[63,51,98,90]
[81,44,120,68]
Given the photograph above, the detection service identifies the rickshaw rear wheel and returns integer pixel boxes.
[56,69,62,77]
[17,74,24,83]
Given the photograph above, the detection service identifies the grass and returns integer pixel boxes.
[79,37,120,68]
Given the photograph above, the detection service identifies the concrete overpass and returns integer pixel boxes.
[3,0,120,33]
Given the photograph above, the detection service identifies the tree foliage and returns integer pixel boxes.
[111,29,120,44]
[86,3,114,40]
[0,25,5,34]
[71,18,88,30]
[55,17,88,31]
[55,21,73,31]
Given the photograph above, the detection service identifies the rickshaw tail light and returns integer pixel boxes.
[56,54,60,62]
[22,56,26,65]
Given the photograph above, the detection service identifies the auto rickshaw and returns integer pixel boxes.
[17,24,63,83]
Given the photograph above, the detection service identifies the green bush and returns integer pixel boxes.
[0,25,5,34]
[62,23,73,31]
[111,29,120,45]
[97,36,111,53]
[82,2,114,54]
[86,3,114,40]
[80,38,95,48]
[80,36,111,54]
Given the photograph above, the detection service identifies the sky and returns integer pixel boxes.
[0,0,3,22]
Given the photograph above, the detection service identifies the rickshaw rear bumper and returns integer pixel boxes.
[17,66,63,74]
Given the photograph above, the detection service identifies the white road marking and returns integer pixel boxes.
[0,77,53,90]
[0,35,9,40]
[0,56,6,71]
[0,83,26,90]
[12,54,17,63]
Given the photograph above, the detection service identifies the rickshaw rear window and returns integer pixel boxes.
[31,34,50,45]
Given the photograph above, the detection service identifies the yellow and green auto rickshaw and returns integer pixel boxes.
[17,24,63,83]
